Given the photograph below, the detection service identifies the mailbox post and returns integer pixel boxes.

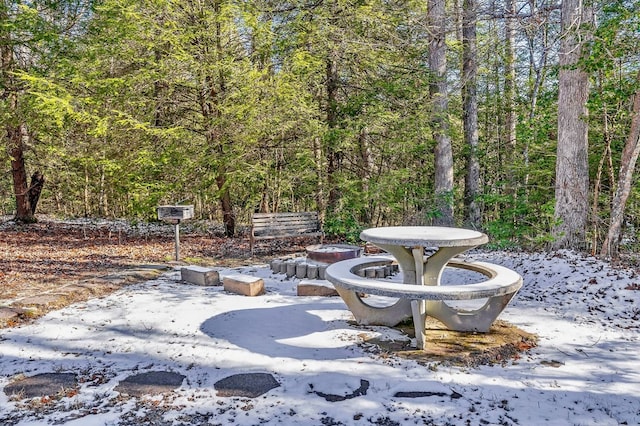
[157,205,194,261]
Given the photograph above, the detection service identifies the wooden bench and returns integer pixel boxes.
[250,212,323,255]
[325,256,522,349]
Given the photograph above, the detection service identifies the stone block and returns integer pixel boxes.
[181,266,220,286]
[296,263,307,279]
[270,259,284,273]
[306,264,318,279]
[285,260,297,277]
[223,274,265,296]
[297,280,339,297]
[318,264,328,280]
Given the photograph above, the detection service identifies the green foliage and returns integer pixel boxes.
[323,213,364,244]
[1,0,638,255]
[482,190,557,250]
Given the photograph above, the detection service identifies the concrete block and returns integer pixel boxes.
[306,264,318,279]
[297,280,339,297]
[296,263,307,279]
[285,260,297,277]
[270,259,284,273]
[318,264,328,280]
[223,274,265,296]
[181,266,220,286]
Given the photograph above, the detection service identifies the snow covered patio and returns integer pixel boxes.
[1,250,639,425]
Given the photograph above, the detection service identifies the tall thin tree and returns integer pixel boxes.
[552,0,593,249]
[463,0,480,229]
[428,0,454,225]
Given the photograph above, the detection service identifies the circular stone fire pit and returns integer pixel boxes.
[306,244,363,264]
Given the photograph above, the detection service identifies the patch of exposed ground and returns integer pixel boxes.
[361,318,538,367]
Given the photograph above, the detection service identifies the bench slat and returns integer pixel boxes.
[253,212,317,217]
[253,222,319,229]
[253,213,318,221]
[254,229,322,237]
[254,229,320,236]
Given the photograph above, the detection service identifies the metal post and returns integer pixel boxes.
[174,220,180,261]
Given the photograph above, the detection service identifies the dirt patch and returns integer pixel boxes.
[361,318,538,367]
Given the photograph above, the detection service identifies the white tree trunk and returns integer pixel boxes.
[428,0,454,226]
[553,0,593,249]
[463,0,481,228]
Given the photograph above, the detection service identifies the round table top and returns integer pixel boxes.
[360,226,488,248]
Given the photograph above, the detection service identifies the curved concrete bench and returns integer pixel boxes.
[325,256,522,349]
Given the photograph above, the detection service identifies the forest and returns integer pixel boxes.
[1,0,639,257]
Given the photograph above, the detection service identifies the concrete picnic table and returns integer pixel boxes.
[326,226,522,349]
[360,226,489,287]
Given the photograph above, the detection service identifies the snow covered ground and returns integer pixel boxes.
[0,250,639,425]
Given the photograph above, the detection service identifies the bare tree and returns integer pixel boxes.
[504,0,517,152]
[428,0,454,226]
[601,70,640,259]
[552,0,593,249]
[463,0,481,228]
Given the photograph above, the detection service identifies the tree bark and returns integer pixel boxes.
[216,173,235,237]
[428,0,454,226]
[552,0,592,249]
[29,170,45,216]
[9,124,36,223]
[325,50,341,213]
[504,0,517,151]
[204,0,234,237]
[463,0,481,229]
[601,70,640,259]
[358,127,373,224]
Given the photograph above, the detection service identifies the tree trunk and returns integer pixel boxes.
[591,133,610,255]
[504,0,517,151]
[463,0,481,229]
[313,136,326,224]
[325,51,341,213]
[195,0,235,238]
[358,127,373,224]
[216,173,235,237]
[28,170,45,216]
[9,124,36,223]
[552,0,592,249]
[428,0,454,226]
[504,0,518,205]
[601,71,640,259]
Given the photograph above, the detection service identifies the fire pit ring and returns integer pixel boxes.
[306,244,363,264]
